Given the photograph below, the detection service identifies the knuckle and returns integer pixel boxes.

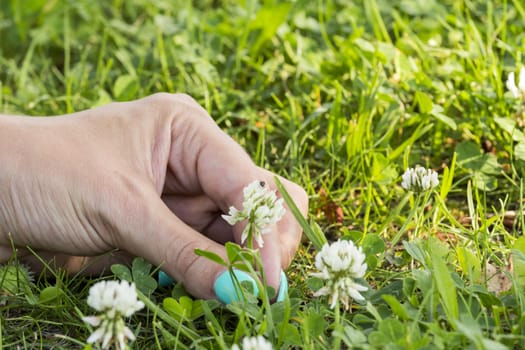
[147,92,197,108]
[143,92,177,112]
[146,93,210,120]
[147,92,175,102]
[168,238,201,281]
[173,93,198,105]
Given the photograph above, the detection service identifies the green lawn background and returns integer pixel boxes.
[2,0,525,349]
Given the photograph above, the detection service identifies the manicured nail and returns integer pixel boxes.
[276,270,288,302]
[214,270,259,304]
[158,270,175,287]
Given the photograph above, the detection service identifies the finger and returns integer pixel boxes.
[161,178,305,266]
[256,222,282,290]
[248,173,307,289]
[118,187,229,299]
[165,95,307,292]
[165,179,287,291]
[167,96,260,211]
[269,174,309,268]
[199,169,285,290]
[167,103,284,289]
[161,194,234,243]
[198,217,234,244]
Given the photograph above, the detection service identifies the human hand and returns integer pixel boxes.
[0,93,308,300]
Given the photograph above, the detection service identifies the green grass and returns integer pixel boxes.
[2,0,525,348]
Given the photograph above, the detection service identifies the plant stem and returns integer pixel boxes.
[247,223,253,250]
[332,300,342,349]
[137,290,199,341]
[412,193,424,240]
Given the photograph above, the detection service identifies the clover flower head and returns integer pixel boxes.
[311,239,368,310]
[83,280,144,350]
[231,335,273,350]
[222,180,285,248]
[506,67,525,99]
[87,280,144,317]
[401,166,439,192]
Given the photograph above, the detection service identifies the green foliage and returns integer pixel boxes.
[38,285,64,305]
[111,257,158,295]
[163,296,210,322]
[276,176,327,250]
[0,263,33,298]
[3,0,525,348]
[456,141,500,190]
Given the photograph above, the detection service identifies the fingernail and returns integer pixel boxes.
[214,269,259,304]
[276,270,288,302]
[158,270,175,287]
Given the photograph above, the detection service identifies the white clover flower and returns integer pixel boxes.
[311,239,368,310]
[231,335,273,350]
[83,280,144,350]
[87,280,144,317]
[222,181,285,248]
[506,68,525,99]
[401,166,439,192]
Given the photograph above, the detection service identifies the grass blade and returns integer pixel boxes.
[275,176,326,250]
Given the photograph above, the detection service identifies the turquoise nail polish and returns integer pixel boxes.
[158,270,175,287]
[214,270,259,304]
[276,270,288,302]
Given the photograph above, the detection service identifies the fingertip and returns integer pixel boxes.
[276,270,288,302]
[258,226,282,292]
[212,269,288,304]
[213,269,259,304]
[158,270,175,287]
[273,176,308,270]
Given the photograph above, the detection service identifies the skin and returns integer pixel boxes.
[0,93,308,299]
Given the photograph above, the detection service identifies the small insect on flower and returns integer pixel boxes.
[506,67,525,99]
[311,239,368,310]
[231,335,274,350]
[82,280,144,350]
[222,180,285,248]
[401,166,439,193]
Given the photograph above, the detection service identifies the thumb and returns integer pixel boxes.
[118,188,228,299]
[256,223,283,296]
